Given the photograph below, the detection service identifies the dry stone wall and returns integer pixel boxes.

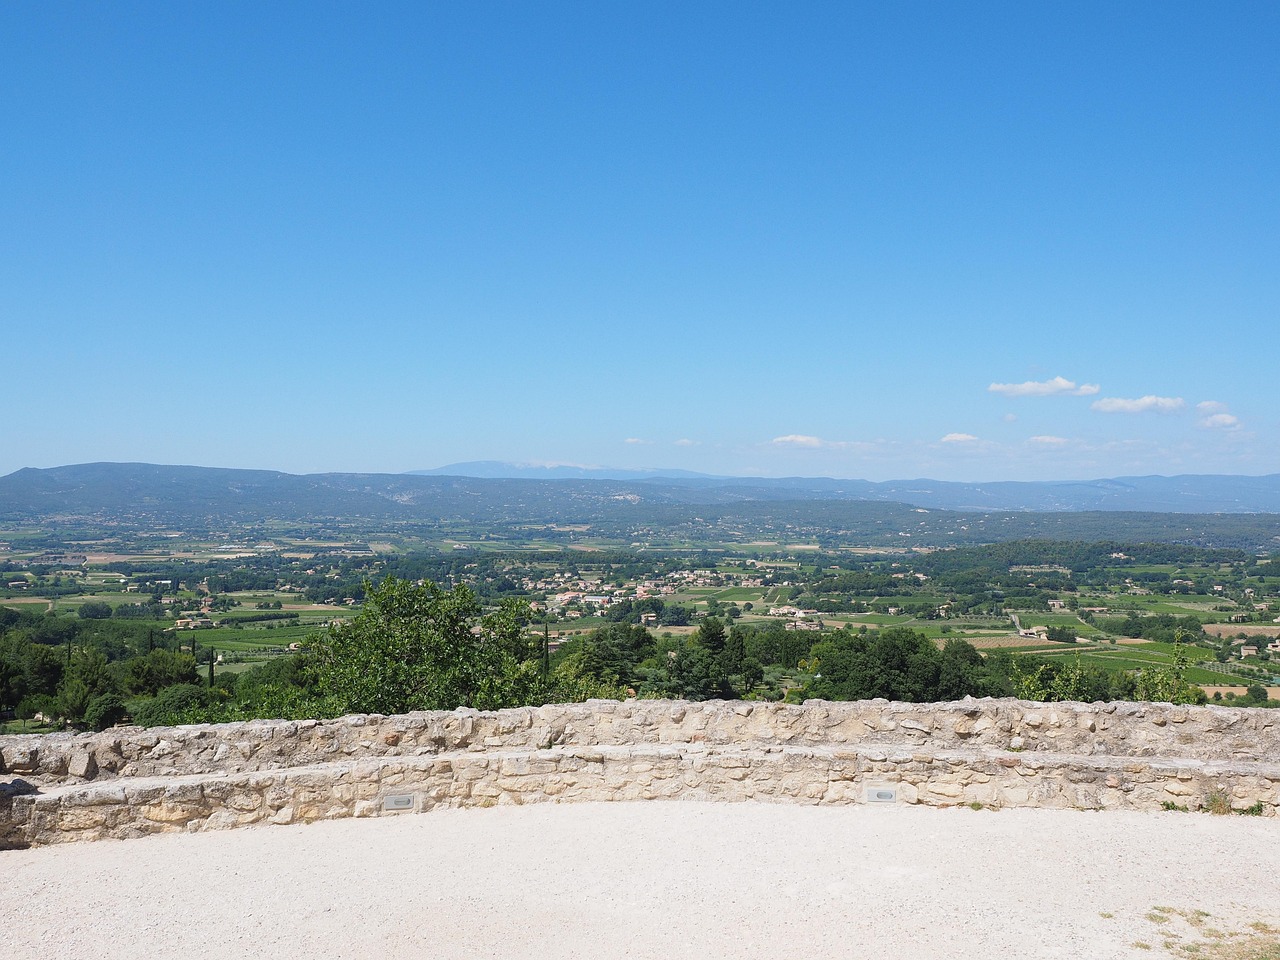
[2,698,1277,847]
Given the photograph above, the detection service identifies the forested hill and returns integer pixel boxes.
[1,462,1279,550]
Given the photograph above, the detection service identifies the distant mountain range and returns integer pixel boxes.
[419,461,1280,514]
[410,461,722,481]
[1,463,1279,551]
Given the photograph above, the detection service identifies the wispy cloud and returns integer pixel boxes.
[1028,435,1069,445]
[673,438,699,447]
[1194,400,1242,429]
[1091,395,1185,414]
[940,433,979,443]
[623,437,653,445]
[988,376,1099,398]
[768,434,885,451]
[1200,413,1241,430]
[771,434,826,448]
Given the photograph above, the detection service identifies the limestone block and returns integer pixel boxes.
[66,785,127,807]
[163,783,204,805]
[57,807,111,831]
[141,803,200,824]
[269,805,295,825]
[226,791,264,812]
[67,752,97,783]
[2,745,38,773]
[203,810,243,831]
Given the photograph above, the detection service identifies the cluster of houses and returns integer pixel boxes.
[764,605,823,631]
[1232,637,1280,659]
[517,564,770,622]
[173,591,221,630]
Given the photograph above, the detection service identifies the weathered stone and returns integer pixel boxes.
[3,745,38,773]
[2,699,1279,847]
[141,803,198,824]
[68,750,98,780]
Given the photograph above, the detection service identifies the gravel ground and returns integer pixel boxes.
[3,802,1277,960]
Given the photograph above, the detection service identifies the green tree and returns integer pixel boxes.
[125,648,198,696]
[936,639,985,700]
[1130,635,1204,705]
[641,637,733,701]
[695,616,727,656]
[83,693,128,731]
[77,600,112,620]
[311,576,535,715]
[1243,684,1269,705]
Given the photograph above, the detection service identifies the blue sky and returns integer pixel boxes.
[2,2,1277,482]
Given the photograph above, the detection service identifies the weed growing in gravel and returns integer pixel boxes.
[1140,908,1280,960]
[1203,788,1233,816]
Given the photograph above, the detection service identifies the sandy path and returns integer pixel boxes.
[3,802,1277,960]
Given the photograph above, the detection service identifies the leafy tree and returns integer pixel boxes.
[1130,635,1205,705]
[543,649,630,702]
[131,683,209,726]
[659,605,692,627]
[311,576,535,715]
[56,678,93,724]
[77,600,112,620]
[739,656,764,692]
[640,637,733,701]
[125,648,198,696]
[83,693,128,731]
[554,623,654,688]
[804,628,985,702]
[16,693,57,727]
[1242,684,1270,705]
[936,639,985,700]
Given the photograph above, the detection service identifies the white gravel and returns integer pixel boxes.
[3,802,1277,960]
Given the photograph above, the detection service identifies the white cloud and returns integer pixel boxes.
[623,437,652,445]
[988,376,1100,398]
[1028,435,1069,445]
[940,433,979,443]
[1091,395,1185,414]
[1200,413,1241,430]
[771,434,826,448]
[769,434,884,452]
[1002,413,1018,422]
[673,438,699,447]
[1197,400,1228,413]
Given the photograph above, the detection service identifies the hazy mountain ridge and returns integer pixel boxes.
[2,463,1279,551]
[421,462,1280,513]
[0,463,1274,552]
[409,461,724,481]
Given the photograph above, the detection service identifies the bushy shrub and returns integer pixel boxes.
[83,693,128,731]
[131,683,208,726]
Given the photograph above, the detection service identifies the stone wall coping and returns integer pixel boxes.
[4,697,1280,789]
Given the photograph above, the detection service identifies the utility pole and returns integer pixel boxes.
[543,617,550,679]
